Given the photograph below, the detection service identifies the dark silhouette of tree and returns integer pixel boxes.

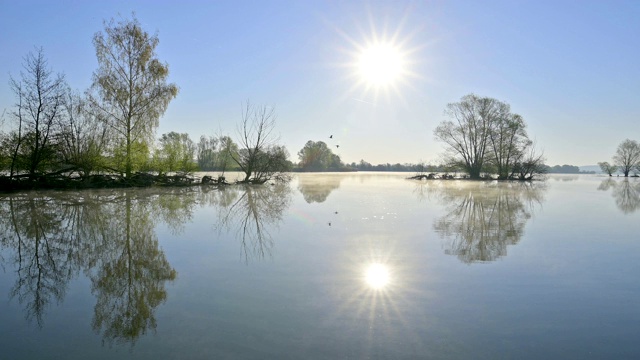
[8,47,68,180]
[613,139,640,177]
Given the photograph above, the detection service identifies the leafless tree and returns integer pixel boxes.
[513,141,546,180]
[434,94,543,180]
[9,47,67,180]
[231,101,290,183]
[57,91,109,176]
[613,139,640,177]
[434,94,506,179]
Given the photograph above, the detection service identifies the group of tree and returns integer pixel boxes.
[0,15,291,189]
[544,164,594,174]
[2,17,559,189]
[434,94,545,180]
[346,160,447,173]
[598,139,640,177]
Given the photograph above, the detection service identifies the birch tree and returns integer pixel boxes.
[89,15,178,177]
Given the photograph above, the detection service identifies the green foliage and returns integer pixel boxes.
[196,135,239,172]
[153,132,197,174]
[89,15,178,177]
[297,140,343,171]
[110,140,150,175]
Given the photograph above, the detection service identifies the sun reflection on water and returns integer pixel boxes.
[365,263,391,289]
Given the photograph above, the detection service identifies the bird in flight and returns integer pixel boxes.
[336,145,340,148]
[329,135,333,139]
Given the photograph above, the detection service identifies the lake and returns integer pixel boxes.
[1,173,639,359]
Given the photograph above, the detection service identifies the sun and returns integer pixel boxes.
[357,43,405,87]
[333,13,426,104]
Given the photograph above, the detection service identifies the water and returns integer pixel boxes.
[0,173,638,359]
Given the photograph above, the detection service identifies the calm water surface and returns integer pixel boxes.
[1,173,639,359]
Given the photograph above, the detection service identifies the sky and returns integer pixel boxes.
[1,0,638,167]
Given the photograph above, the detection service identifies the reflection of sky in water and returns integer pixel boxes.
[0,174,639,359]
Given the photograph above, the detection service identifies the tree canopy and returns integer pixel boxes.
[89,15,178,177]
[434,94,544,180]
[297,140,343,171]
[613,139,640,177]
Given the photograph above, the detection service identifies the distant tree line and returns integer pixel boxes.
[543,164,594,174]
[294,142,447,173]
[599,139,640,177]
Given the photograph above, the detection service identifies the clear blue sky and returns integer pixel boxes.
[1,0,638,166]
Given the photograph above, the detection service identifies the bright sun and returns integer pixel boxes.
[357,43,405,87]
[365,263,391,289]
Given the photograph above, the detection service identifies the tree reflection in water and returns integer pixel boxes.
[598,178,640,214]
[88,191,177,346]
[416,181,546,263]
[0,189,180,344]
[216,183,292,263]
[0,194,77,327]
[0,184,292,342]
[296,174,342,203]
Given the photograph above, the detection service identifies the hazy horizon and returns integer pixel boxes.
[1,0,638,166]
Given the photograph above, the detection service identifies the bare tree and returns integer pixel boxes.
[613,139,640,177]
[434,94,543,180]
[231,101,290,183]
[434,94,505,179]
[8,47,67,180]
[88,15,178,177]
[488,113,530,179]
[513,141,546,180]
[57,91,109,176]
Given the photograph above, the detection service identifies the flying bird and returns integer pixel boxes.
[329,135,333,139]
[336,145,340,148]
